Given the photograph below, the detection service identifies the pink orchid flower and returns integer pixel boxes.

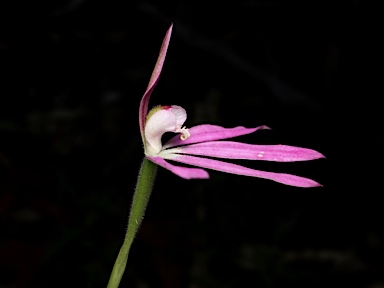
[139,24,324,188]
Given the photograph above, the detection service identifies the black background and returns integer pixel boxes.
[0,1,382,287]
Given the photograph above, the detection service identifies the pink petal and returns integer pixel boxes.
[170,141,325,162]
[163,124,270,149]
[162,154,322,187]
[147,156,209,179]
[139,24,173,139]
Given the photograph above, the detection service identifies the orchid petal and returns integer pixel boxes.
[162,154,321,187]
[147,156,209,179]
[139,24,173,140]
[163,124,270,149]
[164,141,325,162]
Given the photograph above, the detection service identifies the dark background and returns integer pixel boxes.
[0,1,382,287]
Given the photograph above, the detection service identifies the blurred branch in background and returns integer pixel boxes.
[139,1,316,107]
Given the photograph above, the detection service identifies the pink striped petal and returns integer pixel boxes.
[163,124,270,149]
[147,156,209,179]
[139,24,173,139]
[168,141,325,162]
[162,154,321,187]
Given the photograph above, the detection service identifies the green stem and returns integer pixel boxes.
[107,158,158,288]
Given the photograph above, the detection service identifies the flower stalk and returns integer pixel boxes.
[106,158,157,288]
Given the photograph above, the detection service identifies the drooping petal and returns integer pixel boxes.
[139,24,173,140]
[161,154,321,187]
[163,124,270,149]
[163,141,325,162]
[147,156,209,179]
[145,106,188,156]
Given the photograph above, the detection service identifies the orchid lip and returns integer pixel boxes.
[144,105,189,156]
[176,126,190,140]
